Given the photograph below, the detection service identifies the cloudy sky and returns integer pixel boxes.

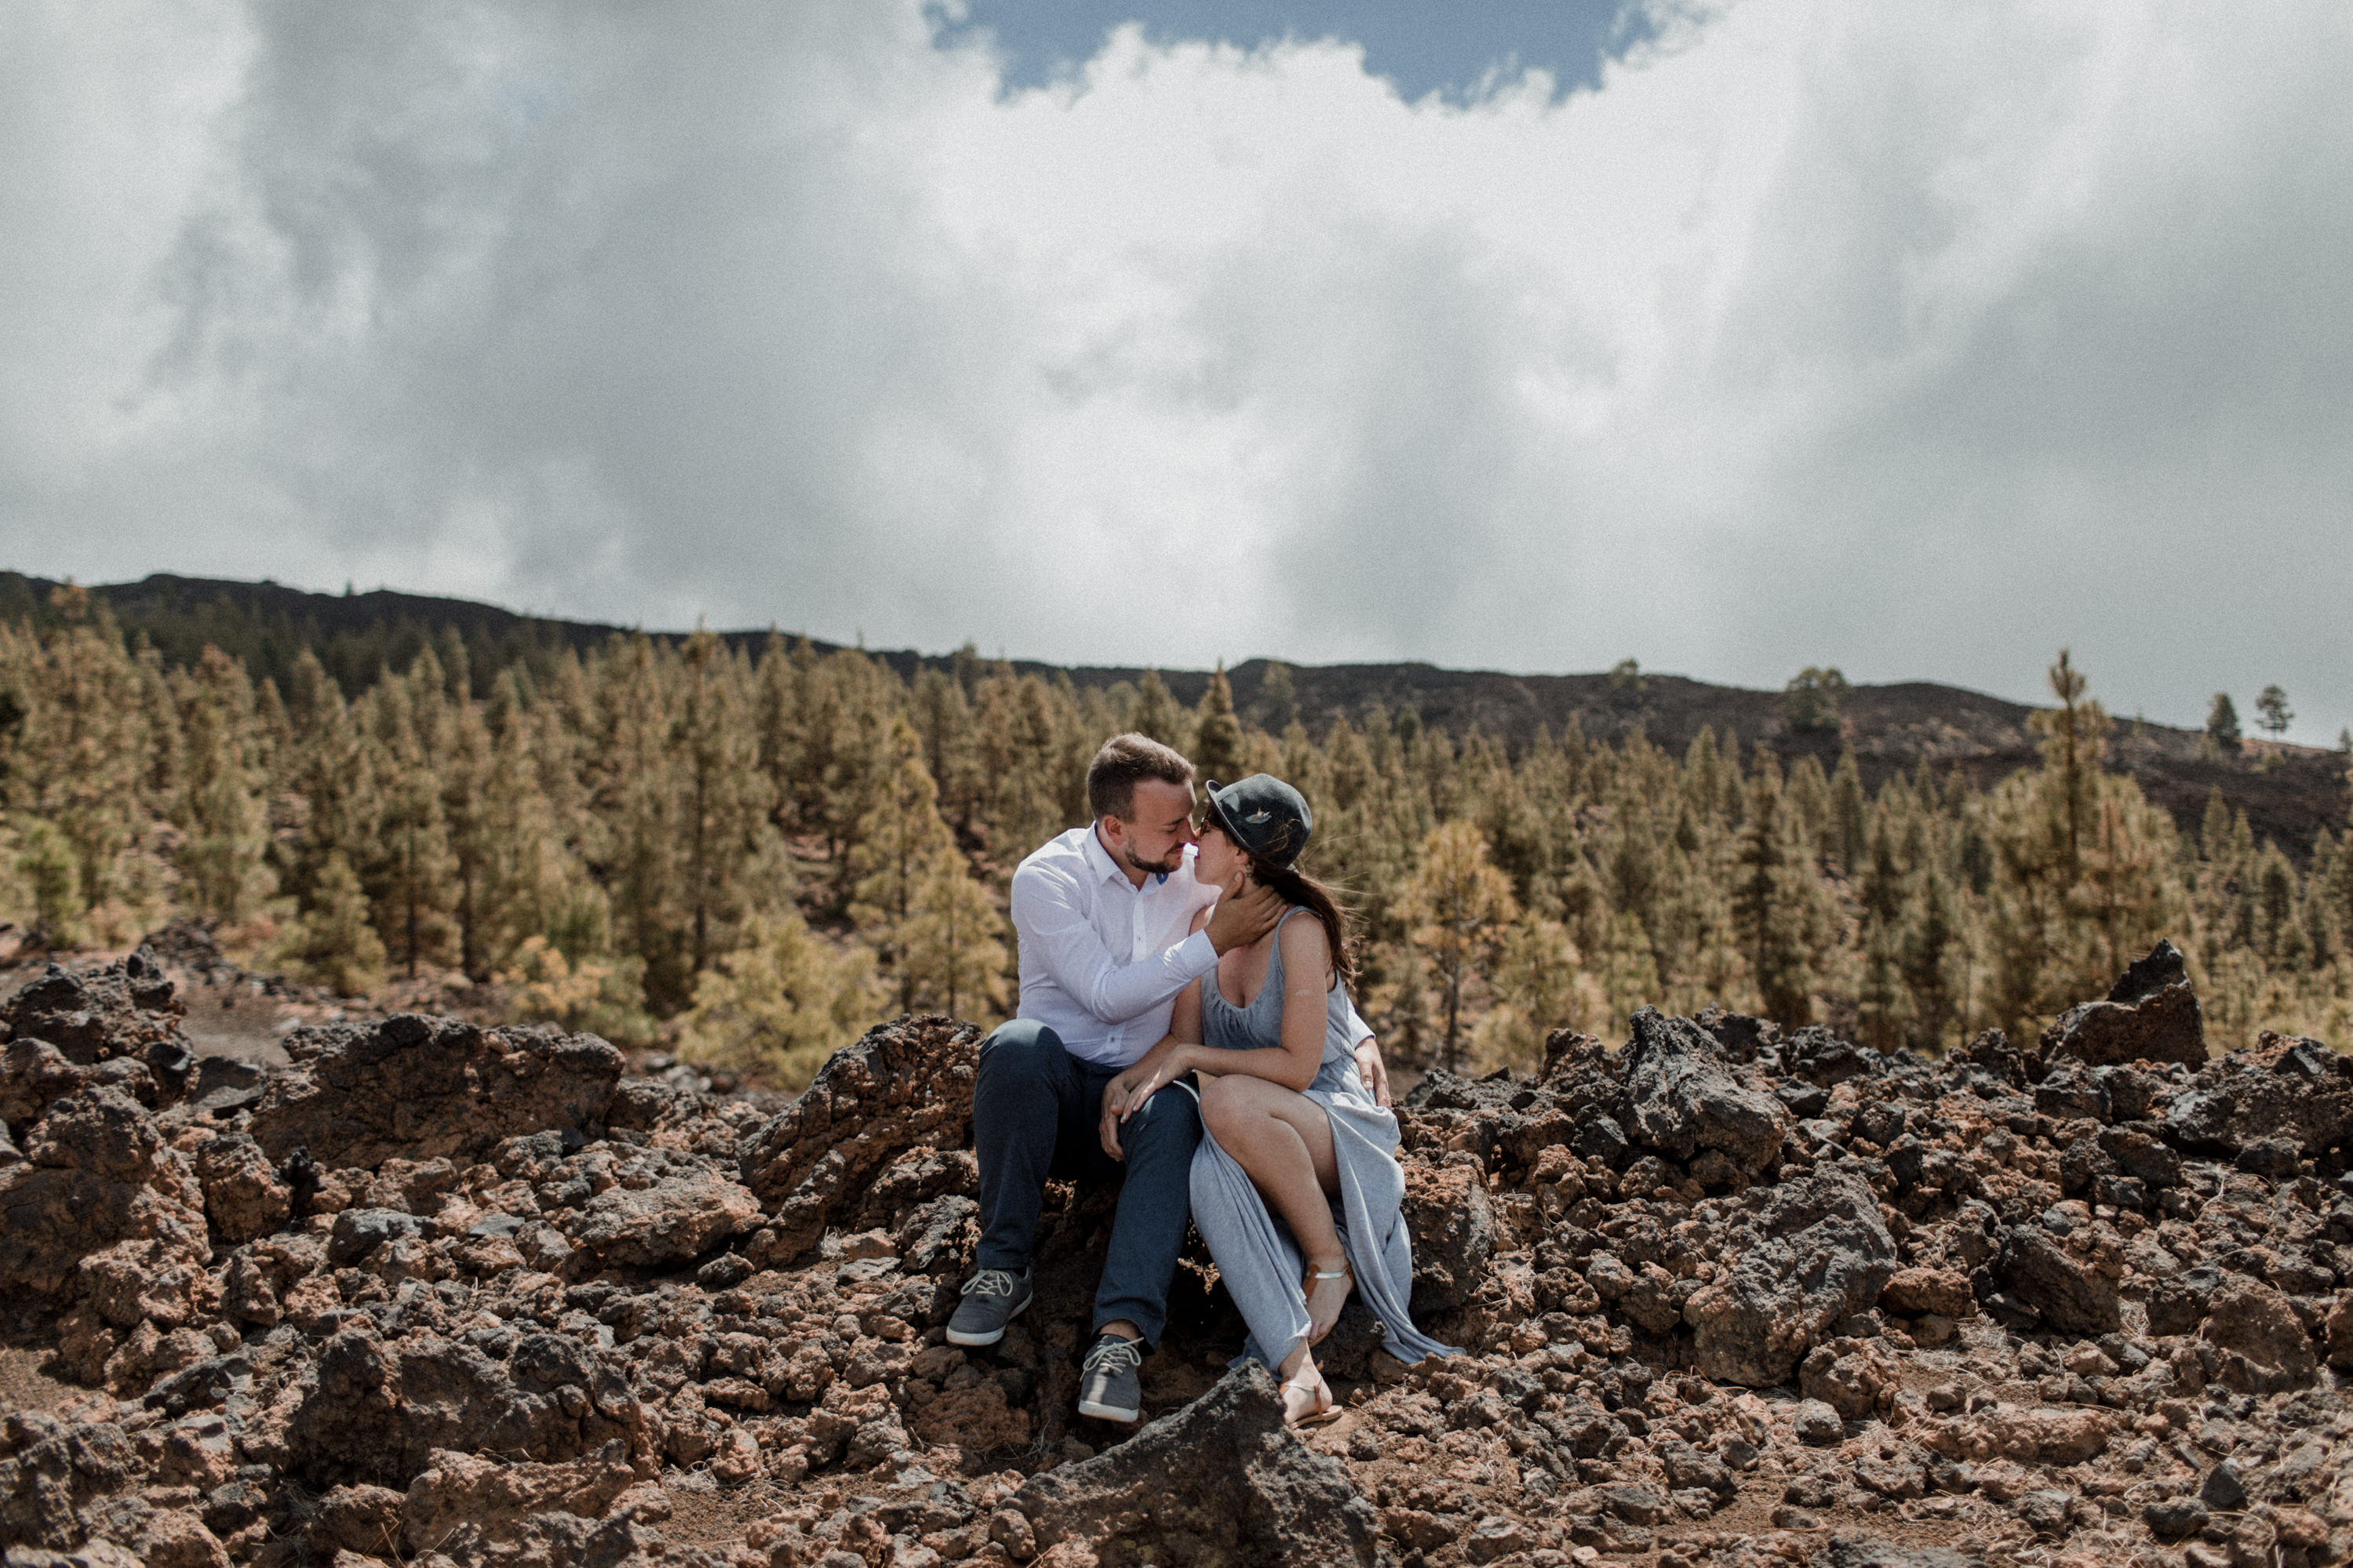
[5,1,2349,738]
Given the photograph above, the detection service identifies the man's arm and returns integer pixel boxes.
[1011,862,1218,1025]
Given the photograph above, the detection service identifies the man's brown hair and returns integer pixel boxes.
[1086,733,1194,822]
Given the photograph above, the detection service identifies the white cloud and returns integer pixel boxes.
[2,0,2350,737]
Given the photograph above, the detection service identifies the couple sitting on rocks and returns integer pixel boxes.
[945,733,1451,1428]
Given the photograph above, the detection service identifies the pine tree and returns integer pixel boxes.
[1827,748,1867,872]
[1473,915,1603,1068]
[1399,819,1520,1072]
[175,646,276,922]
[289,849,388,996]
[441,695,497,977]
[366,661,460,977]
[594,635,687,1006]
[1258,661,1298,730]
[676,907,882,1090]
[894,857,1009,1021]
[2255,685,2293,741]
[2206,693,2242,754]
[1192,662,1247,784]
[1901,867,1960,1053]
[14,818,80,944]
[2,591,150,930]
[675,629,776,974]
[1732,757,1823,1024]
[1128,671,1190,755]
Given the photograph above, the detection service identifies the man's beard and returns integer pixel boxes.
[1120,843,1185,877]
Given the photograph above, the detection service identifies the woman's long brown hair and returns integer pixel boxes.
[1247,853,1357,991]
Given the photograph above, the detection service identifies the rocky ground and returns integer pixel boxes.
[6,937,2353,1568]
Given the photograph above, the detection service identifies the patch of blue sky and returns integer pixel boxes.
[928,0,1649,104]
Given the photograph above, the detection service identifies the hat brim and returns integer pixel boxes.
[1200,779,1248,848]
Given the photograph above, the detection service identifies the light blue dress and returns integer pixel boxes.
[1186,909,1454,1370]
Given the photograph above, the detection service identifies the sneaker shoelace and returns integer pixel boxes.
[961,1268,1024,1300]
[1084,1336,1145,1377]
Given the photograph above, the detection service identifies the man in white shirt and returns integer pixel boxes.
[946,733,1284,1422]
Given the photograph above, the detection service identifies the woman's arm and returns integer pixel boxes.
[1136,913,1329,1100]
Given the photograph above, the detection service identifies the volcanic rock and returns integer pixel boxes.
[1680,1167,1897,1384]
[2040,938,2206,1068]
[0,1085,211,1310]
[1994,1224,2122,1335]
[737,1013,982,1263]
[1403,1155,1495,1314]
[395,1443,637,1557]
[2165,1032,2353,1157]
[247,1013,625,1169]
[2202,1279,2319,1394]
[511,1139,761,1270]
[287,1329,647,1490]
[1623,1006,1789,1172]
[1011,1362,1382,1566]
[11,938,2353,1568]
[1,948,195,1104]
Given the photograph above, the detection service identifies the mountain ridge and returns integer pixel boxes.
[11,569,2346,856]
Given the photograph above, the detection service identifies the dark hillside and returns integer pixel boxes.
[16,569,2347,856]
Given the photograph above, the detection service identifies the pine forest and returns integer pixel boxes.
[9,583,2352,1090]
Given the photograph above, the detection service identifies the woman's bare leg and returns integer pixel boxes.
[1200,1075,1352,1339]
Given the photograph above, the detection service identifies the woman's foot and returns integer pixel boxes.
[1303,1256,1353,1344]
[1280,1363,1339,1427]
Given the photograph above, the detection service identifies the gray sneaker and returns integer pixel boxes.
[1076,1333,1145,1423]
[945,1267,1033,1347]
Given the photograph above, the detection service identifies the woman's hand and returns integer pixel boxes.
[1099,1050,1189,1159]
[1355,1038,1393,1108]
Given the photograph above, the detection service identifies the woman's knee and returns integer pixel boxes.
[1198,1074,1252,1138]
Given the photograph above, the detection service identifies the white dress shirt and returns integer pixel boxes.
[1010,824,1222,1068]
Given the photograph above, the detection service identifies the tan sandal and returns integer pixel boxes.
[1280,1370,1342,1428]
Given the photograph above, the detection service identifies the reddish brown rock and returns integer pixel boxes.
[1880,1266,1975,1319]
[2202,1279,2319,1395]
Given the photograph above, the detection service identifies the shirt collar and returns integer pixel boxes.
[1083,822,1129,889]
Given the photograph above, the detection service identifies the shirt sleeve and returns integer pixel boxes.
[1011,861,1220,1025]
[1343,992,1375,1047]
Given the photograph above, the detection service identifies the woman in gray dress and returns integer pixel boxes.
[1101,774,1452,1425]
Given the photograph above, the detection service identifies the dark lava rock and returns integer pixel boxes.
[1681,1168,1897,1385]
[288,1329,646,1490]
[2,949,191,1078]
[1780,1026,1877,1088]
[1404,1157,1495,1315]
[1819,1537,1987,1568]
[2199,1460,2249,1512]
[2164,1035,2353,1157]
[738,1013,982,1263]
[1623,1006,1788,1172]
[2146,1497,2209,1537]
[184,1056,268,1116]
[248,1013,624,1170]
[0,1084,210,1305]
[1013,1362,1381,1566]
[326,1207,425,1266]
[1994,1225,2121,1335]
[2146,1264,2223,1337]
[2040,938,2205,1069]
[520,1143,759,1270]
